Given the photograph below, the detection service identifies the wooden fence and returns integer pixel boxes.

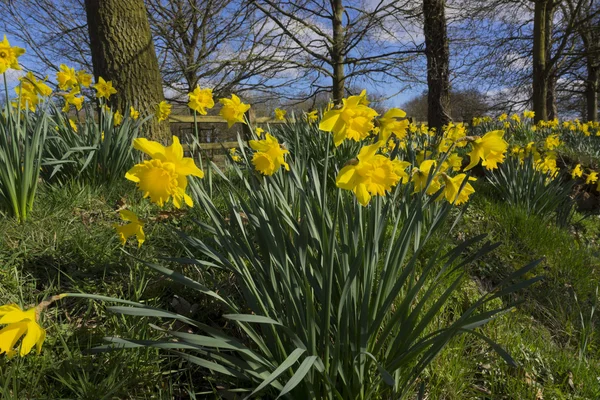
[169,113,287,154]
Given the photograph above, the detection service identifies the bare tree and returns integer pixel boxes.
[0,0,91,75]
[251,0,425,104]
[147,0,308,104]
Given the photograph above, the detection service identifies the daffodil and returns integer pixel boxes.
[57,64,78,90]
[319,91,378,146]
[523,110,535,119]
[255,127,265,137]
[336,141,405,206]
[130,106,139,120]
[69,119,78,132]
[544,134,560,151]
[586,171,598,185]
[93,77,117,99]
[76,70,92,87]
[229,147,241,162]
[378,108,409,142]
[441,174,476,205]
[305,110,318,123]
[249,133,289,176]
[498,113,507,122]
[571,164,583,179]
[465,130,508,171]
[113,210,145,247]
[412,159,441,195]
[510,114,521,123]
[444,123,467,147]
[0,304,45,357]
[126,159,189,208]
[113,110,123,126]
[21,72,52,97]
[61,88,84,113]
[0,35,25,74]
[13,87,38,112]
[156,101,171,122]
[219,94,250,127]
[188,86,214,115]
[274,108,286,121]
[443,153,463,172]
[127,136,204,208]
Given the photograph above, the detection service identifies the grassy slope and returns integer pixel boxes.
[0,179,599,399]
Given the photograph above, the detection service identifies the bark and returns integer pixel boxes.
[84,0,169,140]
[544,5,557,120]
[423,0,451,134]
[532,0,549,122]
[546,71,558,120]
[586,64,599,122]
[331,0,345,104]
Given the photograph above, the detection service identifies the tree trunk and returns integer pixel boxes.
[84,0,169,140]
[586,64,599,122]
[331,0,345,104]
[532,0,549,122]
[423,0,451,134]
[544,5,557,120]
[546,71,558,120]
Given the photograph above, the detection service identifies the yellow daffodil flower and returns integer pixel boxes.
[130,106,139,120]
[21,72,52,97]
[13,86,38,112]
[274,108,286,121]
[544,134,560,151]
[127,136,204,208]
[378,108,409,142]
[336,141,406,206]
[0,35,25,74]
[249,133,289,176]
[305,110,318,123]
[319,91,378,146]
[0,304,45,357]
[188,86,214,115]
[61,87,84,113]
[523,110,535,119]
[156,100,171,122]
[498,113,507,122]
[412,159,441,195]
[571,164,583,179]
[69,119,78,132]
[93,77,117,99]
[113,210,145,247]
[113,110,123,126]
[586,171,598,185]
[465,130,508,171]
[441,173,476,205]
[56,64,78,90]
[255,127,265,137]
[229,147,241,162]
[219,94,250,128]
[76,70,92,87]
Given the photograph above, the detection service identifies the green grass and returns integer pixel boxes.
[0,178,599,398]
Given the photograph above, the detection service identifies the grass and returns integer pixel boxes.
[0,176,599,398]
